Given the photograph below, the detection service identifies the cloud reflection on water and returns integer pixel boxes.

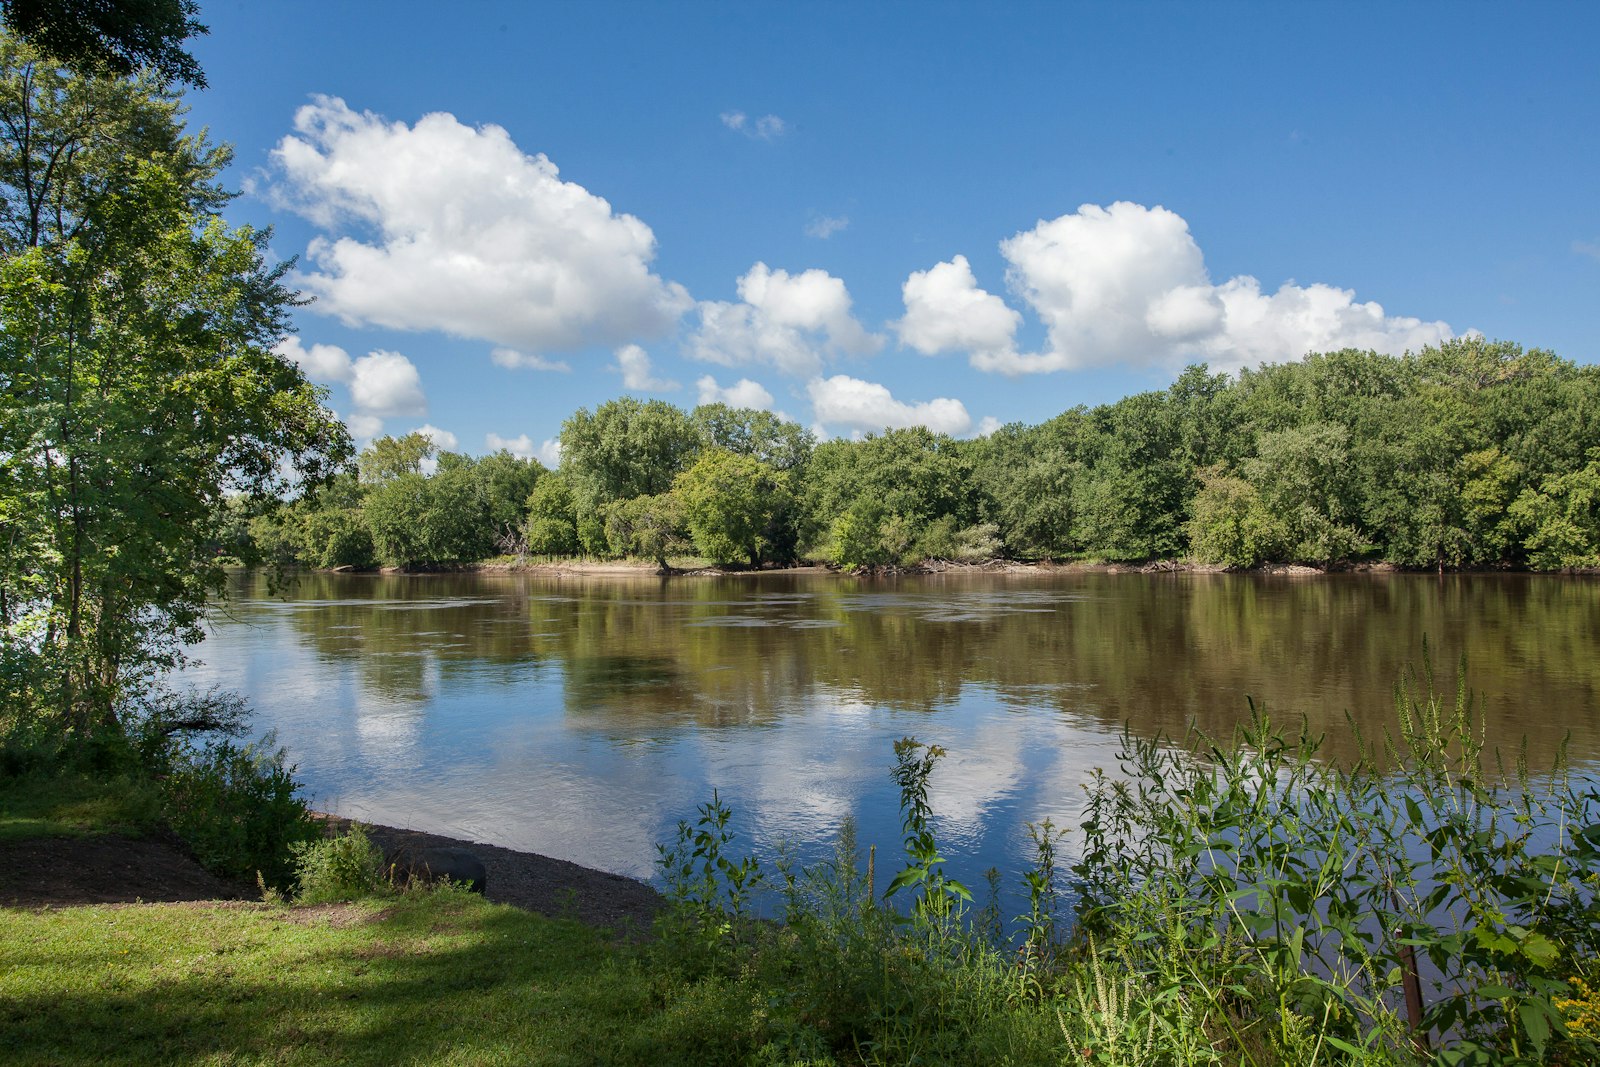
[185,569,1600,900]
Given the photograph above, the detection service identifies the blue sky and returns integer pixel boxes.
[183,1,1600,463]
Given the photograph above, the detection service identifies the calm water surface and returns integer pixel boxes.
[184,569,1600,902]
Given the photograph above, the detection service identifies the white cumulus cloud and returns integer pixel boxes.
[414,424,458,451]
[486,432,536,460]
[274,337,427,439]
[807,375,972,436]
[898,202,1453,376]
[895,254,1022,361]
[270,95,691,358]
[696,374,775,411]
[348,350,426,417]
[491,347,571,373]
[537,438,563,467]
[615,344,680,391]
[275,335,353,383]
[345,412,383,441]
[689,262,883,377]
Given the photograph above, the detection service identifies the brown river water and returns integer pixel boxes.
[184,568,1600,906]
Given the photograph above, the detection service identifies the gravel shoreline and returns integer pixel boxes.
[1,814,666,937]
[316,814,666,935]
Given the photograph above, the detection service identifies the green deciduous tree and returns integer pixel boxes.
[298,508,374,570]
[1243,422,1365,566]
[0,42,348,736]
[524,472,580,556]
[559,398,701,509]
[600,492,686,570]
[360,452,537,569]
[471,449,545,548]
[361,473,431,569]
[1187,466,1275,568]
[968,419,1084,559]
[1072,391,1189,561]
[691,403,814,472]
[357,432,434,487]
[675,449,792,567]
[1508,453,1600,570]
[807,427,977,564]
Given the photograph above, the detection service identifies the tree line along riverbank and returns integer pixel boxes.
[242,339,1600,578]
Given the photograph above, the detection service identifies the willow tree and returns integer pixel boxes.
[0,39,348,738]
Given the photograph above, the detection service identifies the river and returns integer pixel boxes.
[182,568,1600,909]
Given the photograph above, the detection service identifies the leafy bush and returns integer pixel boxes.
[0,710,69,778]
[527,516,579,556]
[292,824,388,904]
[1072,655,1600,1064]
[3,687,315,859]
[601,492,687,566]
[160,734,317,887]
[301,507,375,568]
[916,517,1003,562]
[1187,465,1278,568]
[827,499,923,568]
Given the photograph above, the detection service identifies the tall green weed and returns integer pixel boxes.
[291,823,387,904]
[651,658,1600,1065]
[1072,655,1600,1064]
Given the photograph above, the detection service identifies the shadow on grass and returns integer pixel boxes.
[1,897,757,1066]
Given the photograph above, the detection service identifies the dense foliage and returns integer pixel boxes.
[0,40,348,743]
[263,339,1600,575]
[652,666,1600,1065]
[0,0,206,86]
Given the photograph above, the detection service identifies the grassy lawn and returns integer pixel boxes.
[0,769,759,1065]
[0,894,759,1066]
[0,770,164,843]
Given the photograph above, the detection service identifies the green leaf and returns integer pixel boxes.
[1518,1000,1551,1053]
[884,867,924,896]
[1519,931,1560,968]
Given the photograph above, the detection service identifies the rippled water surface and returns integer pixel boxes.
[184,569,1600,898]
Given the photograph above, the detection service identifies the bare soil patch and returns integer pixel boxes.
[1,819,665,937]
[0,833,250,907]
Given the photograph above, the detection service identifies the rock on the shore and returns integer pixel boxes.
[388,845,487,894]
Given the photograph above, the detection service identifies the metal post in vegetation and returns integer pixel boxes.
[1400,940,1428,1056]
[1391,887,1430,1056]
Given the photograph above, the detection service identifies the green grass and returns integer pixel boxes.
[0,770,164,842]
[0,893,763,1066]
